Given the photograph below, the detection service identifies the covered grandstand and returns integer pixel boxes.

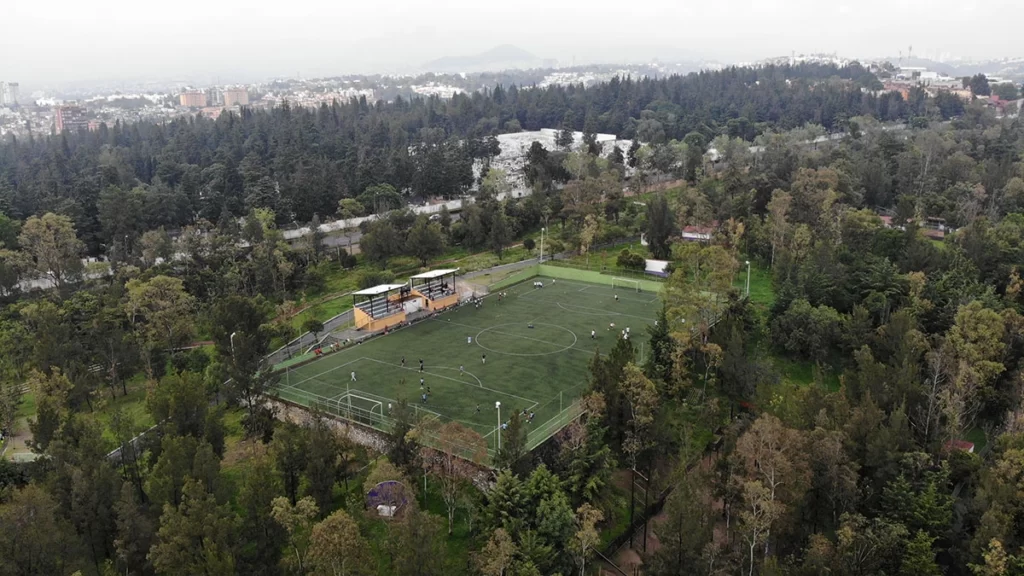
[409,268,459,310]
[352,284,410,331]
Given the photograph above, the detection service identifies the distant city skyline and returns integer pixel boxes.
[3,0,1022,90]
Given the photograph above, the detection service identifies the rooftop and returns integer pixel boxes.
[352,284,407,296]
[409,268,459,280]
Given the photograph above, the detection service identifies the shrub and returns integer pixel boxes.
[616,249,646,270]
[357,269,396,289]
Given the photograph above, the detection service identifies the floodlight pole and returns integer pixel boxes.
[539,227,545,263]
[230,332,237,355]
[496,401,502,452]
[745,260,751,298]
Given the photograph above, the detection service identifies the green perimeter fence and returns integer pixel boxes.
[274,382,585,466]
[488,263,665,293]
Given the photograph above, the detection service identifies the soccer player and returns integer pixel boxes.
[591,330,596,339]
[422,393,427,403]
[351,371,356,382]
[614,294,619,302]
[459,365,464,374]
[401,356,405,367]
[420,377,425,387]
[419,359,424,372]
[467,336,472,344]
[481,353,486,364]
[475,404,480,414]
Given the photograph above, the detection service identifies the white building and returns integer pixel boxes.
[0,82,19,107]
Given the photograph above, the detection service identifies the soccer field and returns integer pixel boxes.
[273,276,662,453]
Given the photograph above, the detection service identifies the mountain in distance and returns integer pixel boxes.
[421,45,550,73]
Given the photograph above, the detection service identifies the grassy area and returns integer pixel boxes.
[736,261,774,308]
[965,427,988,453]
[275,276,662,453]
[15,391,36,420]
[771,356,841,391]
[563,239,649,271]
[95,376,156,443]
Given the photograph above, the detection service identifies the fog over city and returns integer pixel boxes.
[3,0,1022,87]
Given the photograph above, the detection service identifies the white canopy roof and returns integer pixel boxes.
[409,268,459,280]
[353,284,406,296]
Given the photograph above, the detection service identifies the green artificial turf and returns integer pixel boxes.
[275,277,661,454]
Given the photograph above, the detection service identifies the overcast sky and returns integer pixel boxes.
[3,0,1021,89]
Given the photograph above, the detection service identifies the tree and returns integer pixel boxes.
[18,212,85,291]
[569,504,603,576]
[645,195,675,259]
[387,398,421,477]
[736,414,807,556]
[124,275,194,377]
[406,215,445,266]
[766,189,791,268]
[302,318,324,342]
[147,371,210,440]
[480,168,512,201]
[360,220,401,268]
[305,414,340,515]
[557,111,576,150]
[496,411,529,475]
[992,83,1019,101]
[273,422,309,505]
[969,74,992,96]
[421,421,487,534]
[150,479,237,576]
[237,455,285,575]
[739,480,782,576]
[476,528,517,576]
[139,227,173,268]
[306,509,370,576]
[26,368,72,451]
[271,496,319,574]
[0,484,82,576]
[490,204,512,260]
[386,505,448,576]
[113,483,155,576]
[647,467,715,575]
[557,393,614,506]
[620,363,658,472]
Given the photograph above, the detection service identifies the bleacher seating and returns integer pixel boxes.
[356,298,403,319]
[418,283,454,301]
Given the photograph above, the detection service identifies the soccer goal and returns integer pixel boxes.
[612,277,641,293]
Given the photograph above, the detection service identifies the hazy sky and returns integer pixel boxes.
[3,0,1021,88]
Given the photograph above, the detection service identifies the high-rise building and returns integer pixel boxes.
[179,90,206,108]
[223,87,249,108]
[0,82,19,106]
[56,105,89,133]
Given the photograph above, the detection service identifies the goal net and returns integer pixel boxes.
[612,277,641,293]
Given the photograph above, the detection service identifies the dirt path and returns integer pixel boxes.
[2,417,33,461]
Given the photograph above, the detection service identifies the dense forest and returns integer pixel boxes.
[2,61,1024,576]
[0,62,910,255]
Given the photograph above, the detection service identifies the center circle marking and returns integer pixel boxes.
[475,322,578,356]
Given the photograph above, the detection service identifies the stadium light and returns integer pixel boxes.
[495,401,502,452]
[230,331,237,355]
[539,227,546,263]
[745,261,751,298]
